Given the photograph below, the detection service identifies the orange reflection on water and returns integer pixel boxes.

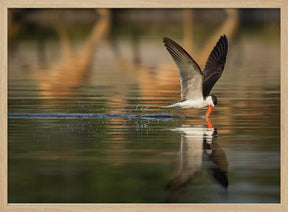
[32,9,111,100]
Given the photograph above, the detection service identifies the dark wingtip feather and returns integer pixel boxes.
[219,35,228,53]
[213,35,228,61]
[162,37,179,50]
[162,36,194,64]
[162,36,169,41]
[163,36,173,42]
[162,37,173,50]
[162,37,172,45]
[221,34,228,43]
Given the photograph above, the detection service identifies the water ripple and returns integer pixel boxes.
[8,113,185,121]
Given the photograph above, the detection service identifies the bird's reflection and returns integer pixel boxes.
[167,118,228,196]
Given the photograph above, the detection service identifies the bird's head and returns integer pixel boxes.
[206,95,217,107]
[205,95,217,117]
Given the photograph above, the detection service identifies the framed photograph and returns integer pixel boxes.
[1,0,287,211]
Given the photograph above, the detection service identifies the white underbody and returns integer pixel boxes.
[165,98,209,109]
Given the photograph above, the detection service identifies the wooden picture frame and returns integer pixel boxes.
[1,0,287,211]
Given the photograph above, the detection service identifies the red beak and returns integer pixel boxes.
[206,117,214,129]
[205,105,214,118]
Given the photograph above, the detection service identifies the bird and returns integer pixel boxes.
[162,35,228,117]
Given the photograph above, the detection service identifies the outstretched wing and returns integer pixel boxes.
[202,35,228,97]
[163,37,203,101]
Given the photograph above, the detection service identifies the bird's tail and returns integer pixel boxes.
[161,103,179,108]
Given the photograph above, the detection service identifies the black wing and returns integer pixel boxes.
[202,35,228,97]
[163,37,203,101]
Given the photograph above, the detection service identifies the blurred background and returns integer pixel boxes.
[8,9,280,203]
